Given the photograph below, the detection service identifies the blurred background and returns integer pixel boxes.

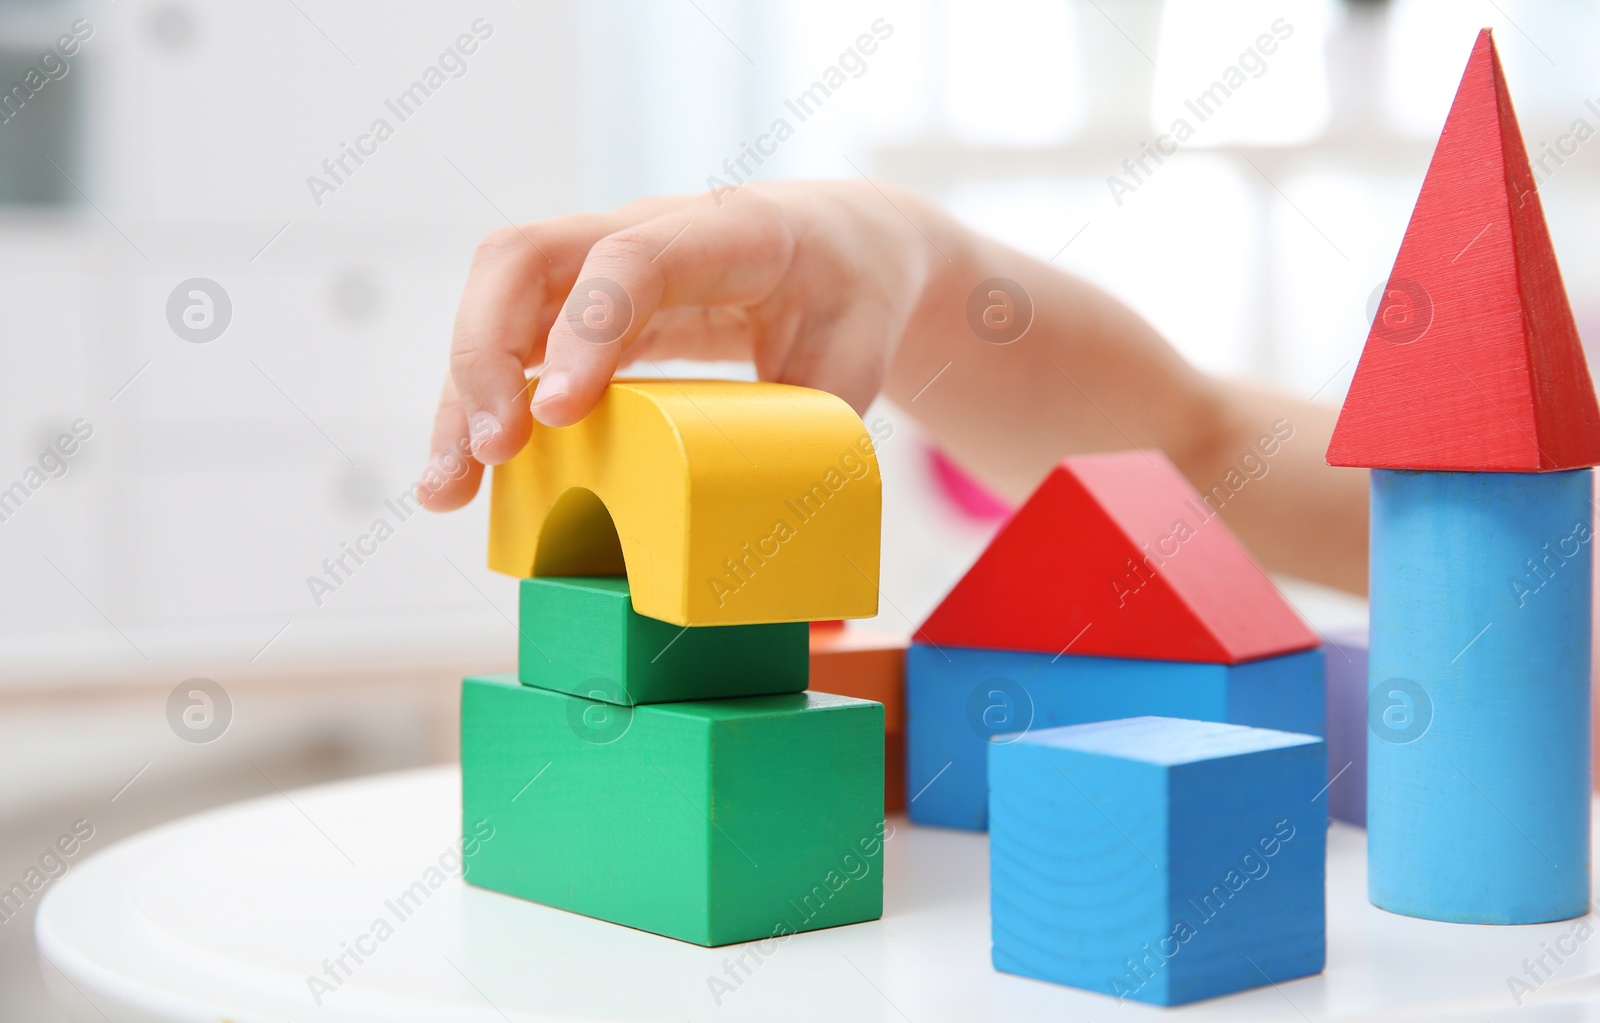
[0,0,1589,1014]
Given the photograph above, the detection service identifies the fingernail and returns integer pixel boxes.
[468,411,502,455]
[531,372,570,412]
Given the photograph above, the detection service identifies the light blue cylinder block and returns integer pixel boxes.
[1368,468,1592,923]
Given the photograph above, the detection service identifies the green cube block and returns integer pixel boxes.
[461,674,885,946]
[518,576,808,705]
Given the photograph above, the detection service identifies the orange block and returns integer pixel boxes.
[810,628,908,813]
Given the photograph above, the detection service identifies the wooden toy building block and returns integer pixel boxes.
[907,644,1323,830]
[906,450,1321,829]
[917,451,1319,663]
[809,627,908,812]
[1322,627,1368,827]
[1327,30,1598,925]
[462,675,885,946]
[990,717,1326,1006]
[489,380,883,626]
[1367,469,1591,923]
[519,576,807,704]
[1327,30,1600,471]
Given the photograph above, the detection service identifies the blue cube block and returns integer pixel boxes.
[990,716,1326,1006]
[906,644,1324,830]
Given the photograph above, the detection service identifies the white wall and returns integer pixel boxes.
[1,0,1595,692]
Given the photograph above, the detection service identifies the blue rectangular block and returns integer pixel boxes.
[990,716,1327,1006]
[1322,628,1367,827]
[905,645,1324,830]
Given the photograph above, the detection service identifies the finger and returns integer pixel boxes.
[419,373,485,512]
[530,194,796,426]
[449,202,688,465]
[760,298,895,414]
[449,222,581,465]
[618,305,758,366]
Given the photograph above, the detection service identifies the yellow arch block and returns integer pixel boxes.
[488,380,882,626]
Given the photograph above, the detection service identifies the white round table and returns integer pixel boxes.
[35,766,1600,1022]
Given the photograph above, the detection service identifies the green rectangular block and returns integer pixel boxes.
[518,576,808,704]
[461,674,885,946]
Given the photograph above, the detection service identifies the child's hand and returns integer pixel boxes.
[420,181,942,511]
[417,178,1367,594]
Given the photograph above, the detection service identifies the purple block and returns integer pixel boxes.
[1322,627,1368,826]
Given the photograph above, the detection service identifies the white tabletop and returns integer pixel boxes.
[35,766,1600,1022]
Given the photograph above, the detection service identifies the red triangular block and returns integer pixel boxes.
[916,451,1317,665]
[1327,28,1600,471]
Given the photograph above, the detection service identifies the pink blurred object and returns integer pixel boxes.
[926,446,1014,522]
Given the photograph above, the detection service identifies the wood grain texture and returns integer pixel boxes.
[905,643,1325,831]
[1322,628,1368,827]
[518,576,808,704]
[488,380,883,625]
[989,717,1326,1006]
[1367,469,1591,923]
[917,451,1318,664]
[1327,29,1600,471]
[808,627,909,812]
[461,675,885,946]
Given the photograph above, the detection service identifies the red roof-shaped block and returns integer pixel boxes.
[1327,28,1600,471]
[916,451,1317,665]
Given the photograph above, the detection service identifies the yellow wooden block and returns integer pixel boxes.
[489,380,881,626]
